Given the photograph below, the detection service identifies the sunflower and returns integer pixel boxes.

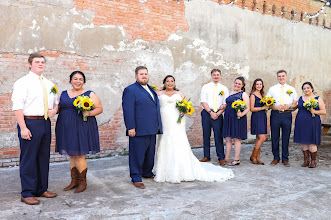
[231,102,238,108]
[187,105,195,115]
[286,90,293,95]
[260,96,267,103]
[81,97,94,110]
[151,85,157,91]
[219,91,224,96]
[266,97,275,106]
[50,86,58,94]
[73,96,82,107]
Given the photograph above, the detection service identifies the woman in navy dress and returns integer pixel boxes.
[294,82,325,168]
[222,77,250,166]
[56,71,103,193]
[249,79,269,165]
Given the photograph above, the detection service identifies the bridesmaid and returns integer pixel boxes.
[55,71,103,193]
[249,79,269,165]
[294,82,326,168]
[222,77,250,166]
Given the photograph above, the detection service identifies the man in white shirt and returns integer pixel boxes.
[266,70,298,167]
[12,53,58,205]
[200,69,229,165]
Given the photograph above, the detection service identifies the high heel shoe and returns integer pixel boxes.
[228,160,240,166]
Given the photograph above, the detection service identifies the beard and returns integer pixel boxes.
[137,78,148,85]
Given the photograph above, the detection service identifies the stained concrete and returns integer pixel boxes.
[0,142,330,219]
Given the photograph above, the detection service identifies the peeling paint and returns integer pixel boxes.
[168,33,183,41]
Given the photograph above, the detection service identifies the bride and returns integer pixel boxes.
[153,75,234,183]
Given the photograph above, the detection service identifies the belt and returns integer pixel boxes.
[24,116,45,119]
[272,110,292,113]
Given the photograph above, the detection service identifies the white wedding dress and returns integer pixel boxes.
[153,94,234,183]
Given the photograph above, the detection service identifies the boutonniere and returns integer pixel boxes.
[286,90,293,96]
[50,86,58,94]
[219,91,224,96]
[151,85,157,91]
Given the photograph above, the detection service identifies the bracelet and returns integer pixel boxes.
[208,110,211,113]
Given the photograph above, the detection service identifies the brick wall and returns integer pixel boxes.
[0,0,330,167]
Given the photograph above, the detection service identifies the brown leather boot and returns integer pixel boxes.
[250,148,258,164]
[309,151,317,168]
[256,148,264,165]
[64,167,79,191]
[75,168,87,193]
[301,150,310,167]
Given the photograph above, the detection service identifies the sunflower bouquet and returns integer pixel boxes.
[231,99,246,119]
[260,96,276,113]
[303,98,319,117]
[175,98,195,123]
[73,95,94,121]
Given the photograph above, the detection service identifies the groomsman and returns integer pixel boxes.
[267,70,298,167]
[122,66,162,189]
[12,52,58,205]
[200,69,229,165]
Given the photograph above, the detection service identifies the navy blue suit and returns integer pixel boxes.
[122,81,162,182]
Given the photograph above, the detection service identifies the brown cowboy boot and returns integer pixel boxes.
[256,148,265,165]
[64,167,79,191]
[309,151,317,168]
[250,148,258,164]
[75,168,87,193]
[301,150,310,167]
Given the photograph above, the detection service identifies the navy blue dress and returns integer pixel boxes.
[55,90,100,156]
[294,96,321,145]
[250,94,267,135]
[222,91,247,140]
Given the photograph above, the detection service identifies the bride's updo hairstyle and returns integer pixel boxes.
[162,75,179,91]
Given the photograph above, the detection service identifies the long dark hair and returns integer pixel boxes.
[235,76,246,92]
[162,75,178,90]
[250,78,265,97]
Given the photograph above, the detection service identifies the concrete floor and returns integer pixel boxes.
[0,142,330,220]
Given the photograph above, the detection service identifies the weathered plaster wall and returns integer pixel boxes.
[0,0,330,166]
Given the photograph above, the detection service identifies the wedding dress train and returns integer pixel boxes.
[154,94,234,183]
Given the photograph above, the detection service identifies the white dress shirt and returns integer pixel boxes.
[200,82,229,110]
[12,71,58,116]
[266,83,298,106]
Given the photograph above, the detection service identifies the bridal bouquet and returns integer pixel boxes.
[175,98,194,123]
[303,98,318,117]
[73,95,94,121]
[231,99,246,119]
[260,96,275,113]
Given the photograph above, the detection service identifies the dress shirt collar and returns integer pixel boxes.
[29,71,43,79]
[211,82,222,86]
[277,83,287,87]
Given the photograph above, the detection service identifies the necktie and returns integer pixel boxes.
[213,84,218,112]
[39,76,48,120]
[280,85,285,105]
[143,85,154,101]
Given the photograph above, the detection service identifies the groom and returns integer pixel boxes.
[122,66,162,189]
